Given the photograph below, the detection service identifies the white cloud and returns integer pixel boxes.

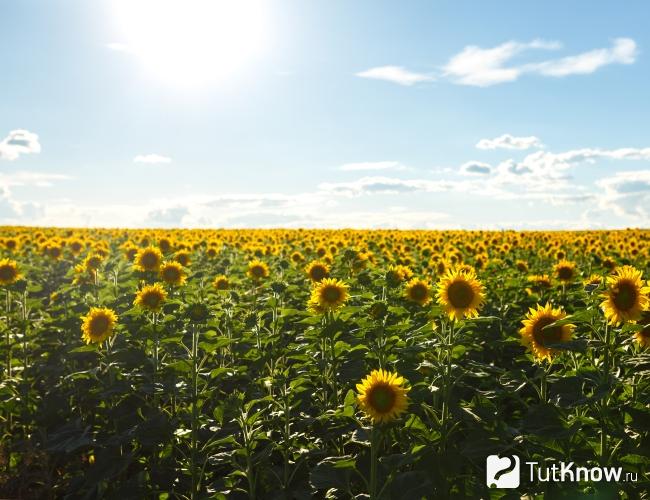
[338,161,408,172]
[444,38,636,87]
[355,65,434,86]
[0,171,70,221]
[318,176,484,197]
[443,39,559,86]
[527,38,637,77]
[133,154,172,164]
[0,130,42,161]
[504,147,650,175]
[476,134,543,150]
[0,171,71,188]
[460,161,492,176]
[487,146,650,194]
[596,170,650,220]
[106,42,130,52]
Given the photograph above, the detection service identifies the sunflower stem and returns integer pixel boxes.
[20,291,29,433]
[152,312,159,404]
[190,322,200,499]
[4,289,11,380]
[4,289,13,441]
[441,321,455,446]
[150,311,160,490]
[600,320,610,464]
[369,425,381,500]
[540,361,550,404]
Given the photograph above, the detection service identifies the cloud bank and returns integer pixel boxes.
[0,130,42,161]
[357,38,637,87]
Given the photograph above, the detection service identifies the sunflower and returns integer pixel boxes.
[602,257,616,271]
[404,278,432,306]
[134,246,163,272]
[186,302,210,323]
[584,274,603,287]
[0,258,21,286]
[554,259,577,282]
[44,242,64,260]
[309,278,348,313]
[305,261,329,282]
[600,266,650,325]
[290,251,304,264]
[174,250,191,267]
[159,261,186,286]
[158,237,173,254]
[83,253,103,271]
[436,269,485,321]
[634,311,650,347]
[213,275,230,291]
[134,283,168,312]
[520,303,574,361]
[123,244,138,262]
[73,263,96,285]
[68,239,84,255]
[516,260,528,272]
[356,369,410,424]
[247,259,270,281]
[386,265,413,287]
[81,307,118,344]
[3,238,18,252]
[528,274,552,289]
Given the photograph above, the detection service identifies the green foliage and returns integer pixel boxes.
[0,228,648,499]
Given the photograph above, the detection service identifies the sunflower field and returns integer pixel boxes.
[0,227,649,499]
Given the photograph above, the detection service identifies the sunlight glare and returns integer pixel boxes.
[112,0,269,87]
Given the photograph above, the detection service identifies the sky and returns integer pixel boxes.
[1,0,649,229]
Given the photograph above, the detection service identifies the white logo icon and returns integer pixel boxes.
[486,455,520,488]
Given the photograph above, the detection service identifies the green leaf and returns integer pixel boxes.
[310,456,355,492]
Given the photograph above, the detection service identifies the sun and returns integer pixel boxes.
[112,0,270,87]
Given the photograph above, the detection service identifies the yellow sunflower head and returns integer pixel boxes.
[520,303,574,361]
[386,265,413,287]
[600,265,650,325]
[404,278,432,306]
[528,274,552,289]
[356,369,410,424]
[157,237,173,254]
[45,242,64,260]
[213,274,230,291]
[305,261,329,283]
[602,257,617,271]
[291,251,304,264]
[134,246,163,272]
[123,244,138,262]
[436,269,485,321]
[247,259,270,281]
[554,259,577,282]
[309,278,349,313]
[4,237,18,252]
[134,283,168,312]
[584,274,603,288]
[174,250,191,267]
[69,239,84,255]
[83,253,104,271]
[159,261,186,286]
[0,258,21,286]
[81,307,118,344]
[516,260,529,272]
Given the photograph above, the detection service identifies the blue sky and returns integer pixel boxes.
[1,0,649,228]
